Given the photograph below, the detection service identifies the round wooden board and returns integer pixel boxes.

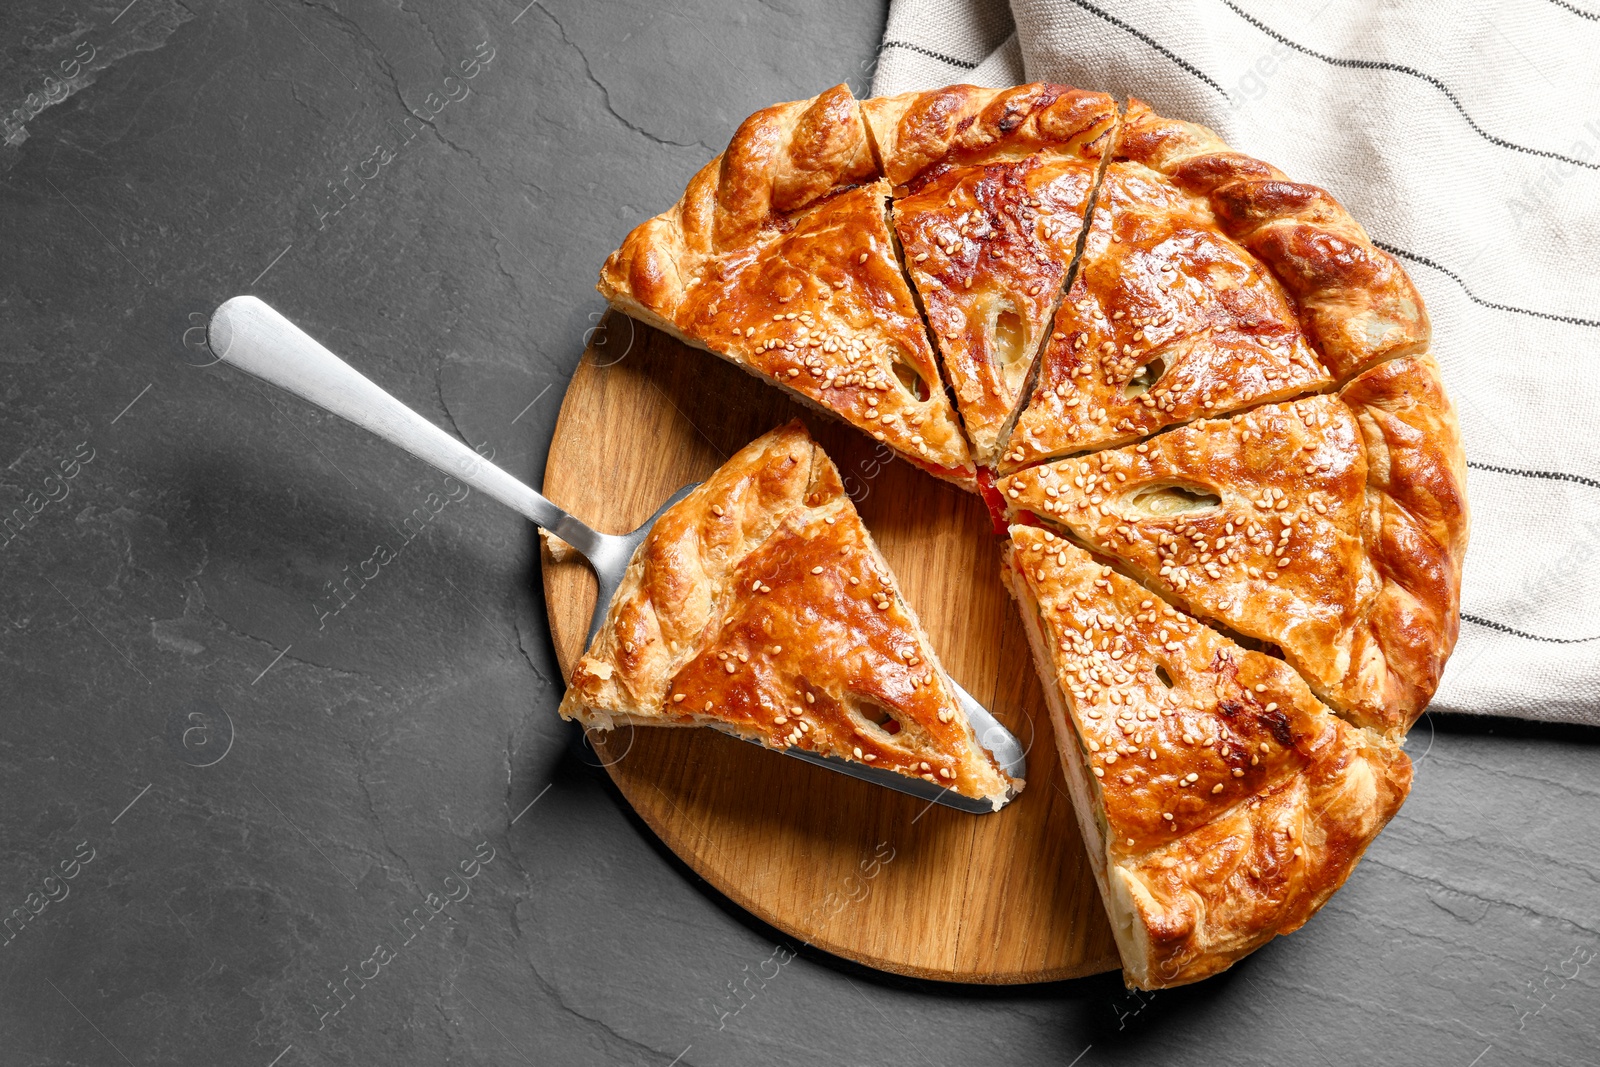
[540,314,1119,983]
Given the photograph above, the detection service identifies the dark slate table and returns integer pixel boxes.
[2,1,1596,1064]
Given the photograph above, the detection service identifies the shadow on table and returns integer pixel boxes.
[1428,711,1599,744]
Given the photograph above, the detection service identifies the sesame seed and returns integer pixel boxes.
[672,693,685,703]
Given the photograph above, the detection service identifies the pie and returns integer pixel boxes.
[592,82,1467,989]
[558,420,1018,810]
[1002,528,1411,987]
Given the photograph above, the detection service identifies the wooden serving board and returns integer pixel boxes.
[540,314,1118,983]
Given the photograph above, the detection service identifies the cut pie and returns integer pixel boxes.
[998,354,1467,735]
[559,420,1018,809]
[861,85,1118,467]
[598,85,976,488]
[593,83,1467,989]
[1002,527,1411,988]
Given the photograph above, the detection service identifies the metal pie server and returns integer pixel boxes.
[207,296,1026,813]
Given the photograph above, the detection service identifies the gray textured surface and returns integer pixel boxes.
[0,1,1596,1065]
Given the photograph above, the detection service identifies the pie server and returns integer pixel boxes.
[207,296,1027,813]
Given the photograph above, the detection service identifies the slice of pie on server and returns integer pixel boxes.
[559,420,1019,810]
[1002,528,1410,988]
[597,85,976,489]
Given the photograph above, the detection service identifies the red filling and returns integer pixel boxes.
[975,468,1009,536]
[905,455,975,484]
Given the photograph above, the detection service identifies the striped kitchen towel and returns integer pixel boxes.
[872,0,1600,726]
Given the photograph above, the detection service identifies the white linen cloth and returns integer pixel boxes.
[872,0,1600,725]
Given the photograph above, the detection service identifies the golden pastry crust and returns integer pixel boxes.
[861,83,1118,189]
[1003,528,1411,988]
[1003,133,1333,469]
[872,86,1117,467]
[1117,98,1428,381]
[598,85,975,487]
[999,381,1466,735]
[559,421,1016,808]
[1338,353,1470,732]
[600,84,877,316]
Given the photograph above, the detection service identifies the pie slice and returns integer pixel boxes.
[598,85,975,489]
[559,421,1018,809]
[998,354,1467,734]
[1002,527,1411,988]
[1002,106,1334,469]
[860,85,1118,468]
[1115,99,1429,381]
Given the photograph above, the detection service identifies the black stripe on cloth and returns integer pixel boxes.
[1219,1,1600,173]
[879,40,982,70]
[1546,0,1600,21]
[1462,613,1600,644]
[1064,0,1230,98]
[1372,240,1600,329]
[1468,461,1600,492]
